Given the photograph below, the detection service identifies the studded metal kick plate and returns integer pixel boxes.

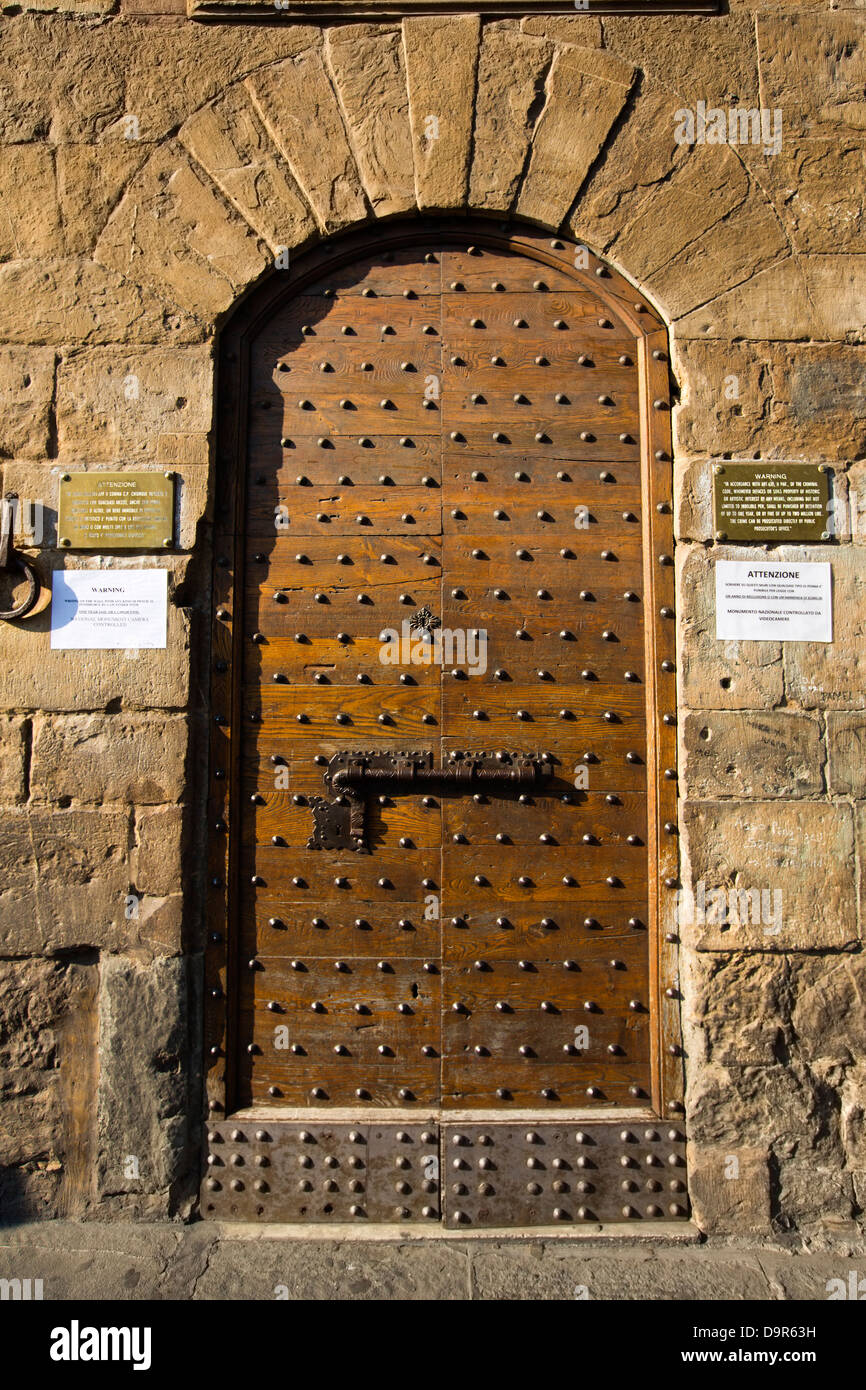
[202,1121,689,1226]
[443,1123,688,1227]
[203,1122,440,1223]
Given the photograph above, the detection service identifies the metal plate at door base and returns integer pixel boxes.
[442,1123,689,1227]
[201,1121,689,1226]
[202,1122,440,1223]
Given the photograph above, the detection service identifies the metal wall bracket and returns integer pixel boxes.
[307,749,555,851]
[0,494,40,622]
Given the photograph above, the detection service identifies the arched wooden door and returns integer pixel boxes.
[203,219,686,1228]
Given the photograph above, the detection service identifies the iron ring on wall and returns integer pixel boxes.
[0,554,40,622]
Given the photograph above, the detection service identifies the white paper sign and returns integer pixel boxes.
[51,570,168,649]
[715,561,832,642]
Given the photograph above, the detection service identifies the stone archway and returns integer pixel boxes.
[70,18,794,1229]
[90,21,787,334]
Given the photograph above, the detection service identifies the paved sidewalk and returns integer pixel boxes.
[1,1222,865,1300]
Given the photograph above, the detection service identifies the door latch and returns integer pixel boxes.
[308,749,555,852]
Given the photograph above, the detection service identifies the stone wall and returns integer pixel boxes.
[0,1,863,1233]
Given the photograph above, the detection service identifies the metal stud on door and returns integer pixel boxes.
[203,221,685,1228]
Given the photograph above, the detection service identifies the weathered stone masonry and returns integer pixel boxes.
[0,1,864,1234]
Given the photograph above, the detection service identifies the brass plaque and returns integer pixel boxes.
[713,463,830,543]
[58,472,175,550]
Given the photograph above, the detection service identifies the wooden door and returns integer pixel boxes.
[203,221,686,1227]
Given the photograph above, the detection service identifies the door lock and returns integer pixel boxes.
[308,749,555,852]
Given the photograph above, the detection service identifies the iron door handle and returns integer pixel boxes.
[308,750,555,851]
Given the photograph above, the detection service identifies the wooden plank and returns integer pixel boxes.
[261,392,443,436]
[255,294,444,343]
[241,779,443,850]
[243,848,440,901]
[246,487,441,537]
[441,789,648,844]
[242,900,441,956]
[242,636,443,684]
[442,293,635,346]
[441,341,640,376]
[444,905,650,960]
[441,846,647,900]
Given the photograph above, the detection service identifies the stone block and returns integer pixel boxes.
[179,87,315,254]
[606,144,750,284]
[739,137,866,254]
[677,543,785,710]
[0,554,192,711]
[680,800,858,950]
[56,347,213,463]
[0,348,56,458]
[839,1064,866,1168]
[0,257,200,346]
[96,954,192,1205]
[247,48,368,233]
[133,805,185,900]
[0,809,128,954]
[775,1166,856,1230]
[849,460,866,546]
[686,1143,771,1235]
[120,25,322,149]
[469,26,553,212]
[94,141,267,323]
[676,255,866,342]
[1,458,210,553]
[520,16,602,47]
[517,44,635,229]
[685,1060,840,1156]
[30,713,188,805]
[680,710,825,799]
[790,955,866,1066]
[688,953,792,1067]
[0,715,28,803]
[758,14,866,140]
[782,545,866,709]
[0,144,62,262]
[0,17,126,143]
[0,955,98,1220]
[325,25,415,217]
[673,341,866,469]
[56,144,149,257]
[569,88,688,255]
[827,712,866,795]
[403,15,480,210]
[603,12,760,107]
[643,194,788,321]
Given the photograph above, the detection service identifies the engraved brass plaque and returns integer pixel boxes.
[58,472,175,550]
[713,463,830,543]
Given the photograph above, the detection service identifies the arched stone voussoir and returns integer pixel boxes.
[179,85,317,258]
[323,24,416,220]
[516,43,637,232]
[568,84,789,323]
[469,26,554,217]
[403,14,481,213]
[94,139,270,325]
